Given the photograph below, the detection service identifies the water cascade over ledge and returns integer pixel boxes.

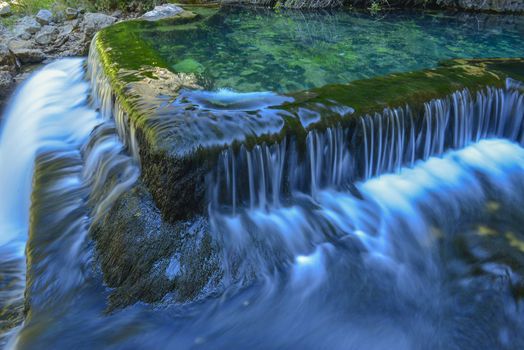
[209,81,524,210]
[0,28,522,348]
[0,59,139,347]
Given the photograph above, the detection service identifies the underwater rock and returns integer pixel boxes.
[172,58,204,74]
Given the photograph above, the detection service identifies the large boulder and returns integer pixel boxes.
[12,17,41,39]
[35,9,53,25]
[141,4,184,21]
[82,13,117,37]
[8,40,45,64]
[35,25,58,45]
[0,2,11,17]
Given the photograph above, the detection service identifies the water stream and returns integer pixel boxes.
[0,22,524,350]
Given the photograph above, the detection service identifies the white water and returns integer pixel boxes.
[0,55,523,348]
[0,60,99,249]
[210,83,524,210]
[0,59,139,347]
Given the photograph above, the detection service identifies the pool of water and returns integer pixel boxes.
[142,6,524,93]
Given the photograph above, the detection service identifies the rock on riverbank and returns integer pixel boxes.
[0,8,120,111]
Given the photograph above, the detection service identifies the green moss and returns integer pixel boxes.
[285,58,524,117]
[92,6,524,222]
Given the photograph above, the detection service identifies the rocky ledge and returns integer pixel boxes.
[0,8,121,109]
[90,8,524,224]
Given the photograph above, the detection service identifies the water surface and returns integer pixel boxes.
[143,7,524,92]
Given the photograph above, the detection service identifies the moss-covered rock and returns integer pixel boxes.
[89,6,524,225]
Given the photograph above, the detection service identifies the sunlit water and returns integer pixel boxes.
[1,61,524,348]
[0,59,139,347]
[0,11,523,349]
[143,7,524,92]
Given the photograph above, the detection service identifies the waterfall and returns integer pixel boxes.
[0,58,139,347]
[209,82,524,210]
[87,37,141,162]
[0,49,521,349]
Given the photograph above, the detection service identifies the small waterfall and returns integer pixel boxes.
[209,82,524,210]
[0,58,139,346]
[87,37,141,162]
[209,138,524,291]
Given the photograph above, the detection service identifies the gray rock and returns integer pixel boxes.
[35,9,53,25]
[111,10,123,18]
[59,24,74,37]
[13,17,41,38]
[0,70,13,97]
[82,13,117,37]
[141,4,184,21]
[65,7,78,20]
[8,40,45,64]
[0,2,11,17]
[35,25,58,45]
[0,43,16,69]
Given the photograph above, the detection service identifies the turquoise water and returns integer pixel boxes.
[143,7,524,93]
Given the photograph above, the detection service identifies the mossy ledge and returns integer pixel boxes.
[88,7,524,222]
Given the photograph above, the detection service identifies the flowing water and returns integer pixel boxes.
[0,59,139,348]
[1,9,524,350]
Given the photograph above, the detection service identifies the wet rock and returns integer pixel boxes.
[91,182,223,309]
[12,17,41,38]
[0,71,13,97]
[65,7,78,20]
[0,2,11,17]
[8,40,45,64]
[0,43,16,69]
[35,25,58,45]
[36,10,53,25]
[141,4,184,21]
[82,13,117,37]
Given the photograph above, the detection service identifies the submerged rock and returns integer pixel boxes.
[141,4,184,21]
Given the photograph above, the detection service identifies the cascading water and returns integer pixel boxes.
[209,82,524,209]
[0,59,139,347]
[1,51,524,349]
